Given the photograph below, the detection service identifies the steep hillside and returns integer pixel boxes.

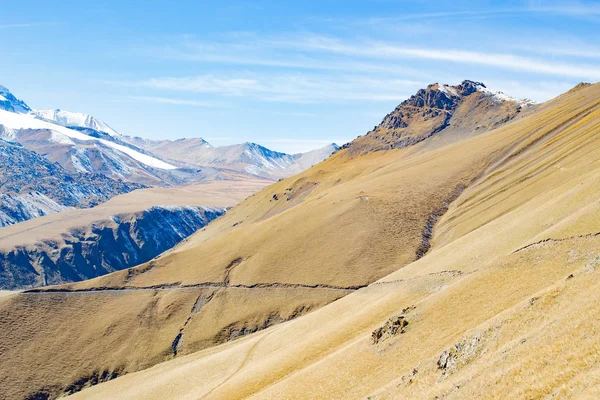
[0,180,269,290]
[0,81,539,399]
[0,206,224,290]
[0,139,144,227]
[63,82,600,400]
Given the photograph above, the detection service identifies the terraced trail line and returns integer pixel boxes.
[23,281,366,294]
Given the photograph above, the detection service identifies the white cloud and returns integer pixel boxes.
[150,33,600,83]
[525,0,600,15]
[128,95,220,107]
[0,23,36,28]
[129,74,416,104]
[278,36,600,81]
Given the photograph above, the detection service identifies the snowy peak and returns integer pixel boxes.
[425,80,535,108]
[0,108,178,173]
[0,85,31,114]
[31,109,120,136]
[473,83,536,108]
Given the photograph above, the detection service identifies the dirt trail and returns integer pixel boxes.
[23,281,365,295]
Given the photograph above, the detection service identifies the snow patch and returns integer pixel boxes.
[438,84,460,98]
[32,109,120,137]
[0,109,177,170]
[475,84,536,108]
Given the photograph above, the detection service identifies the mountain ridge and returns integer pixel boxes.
[0,138,144,227]
[345,79,535,154]
[0,85,339,184]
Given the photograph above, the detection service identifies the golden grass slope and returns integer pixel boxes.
[0,83,533,398]
[64,83,600,399]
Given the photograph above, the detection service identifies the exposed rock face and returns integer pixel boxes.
[0,139,145,227]
[345,80,532,154]
[0,206,225,289]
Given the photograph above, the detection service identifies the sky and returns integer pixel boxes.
[1,0,600,153]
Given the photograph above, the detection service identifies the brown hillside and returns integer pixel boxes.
[65,82,600,400]
[0,81,592,399]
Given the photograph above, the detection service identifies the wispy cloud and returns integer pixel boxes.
[0,23,37,28]
[150,33,600,83]
[127,95,221,107]
[525,0,600,15]
[150,40,431,79]
[0,22,58,29]
[126,74,417,104]
[274,36,600,80]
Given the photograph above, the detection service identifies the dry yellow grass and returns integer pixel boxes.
[0,179,270,250]
[58,83,600,399]
[2,83,600,399]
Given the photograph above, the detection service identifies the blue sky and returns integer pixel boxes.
[1,0,600,153]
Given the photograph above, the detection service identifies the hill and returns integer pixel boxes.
[1,81,596,399]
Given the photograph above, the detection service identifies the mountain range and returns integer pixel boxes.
[0,86,338,184]
[0,85,338,228]
[0,138,143,227]
[127,137,340,178]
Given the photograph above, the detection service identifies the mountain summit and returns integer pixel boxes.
[346,80,535,154]
[0,85,31,114]
[31,109,120,137]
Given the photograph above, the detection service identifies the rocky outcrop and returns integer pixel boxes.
[371,306,415,344]
[0,139,145,227]
[0,206,225,289]
[344,80,532,154]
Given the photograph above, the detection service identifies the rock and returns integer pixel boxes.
[372,315,409,344]
[0,206,225,289]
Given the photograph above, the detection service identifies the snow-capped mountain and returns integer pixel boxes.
[0,85,340,185]
[31,109,120,136]
[0,86,192,186]
[0,139,144,227]
[0,85,30,113]
[0,107,183,185]
[127,138,339,179]
[437,82,536,108]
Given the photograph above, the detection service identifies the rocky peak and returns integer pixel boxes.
[0,85,31,114]
[343,80,529,155]
[402,80,486,111]
[457,80,485,96]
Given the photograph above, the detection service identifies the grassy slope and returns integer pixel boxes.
[64,83,600,399]
[0,90,528,398]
